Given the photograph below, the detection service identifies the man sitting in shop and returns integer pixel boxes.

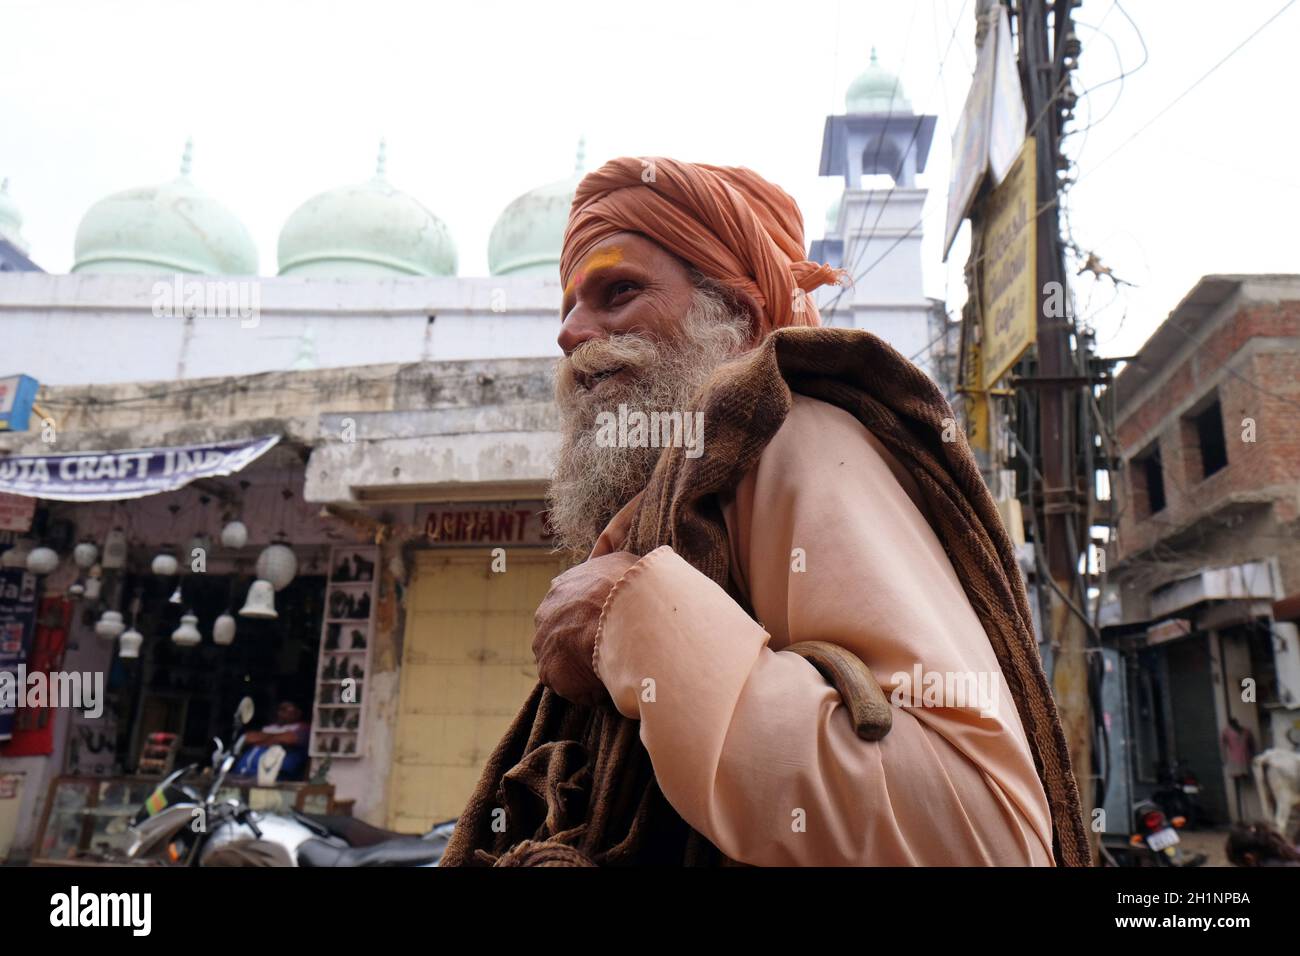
[233,699,310,782]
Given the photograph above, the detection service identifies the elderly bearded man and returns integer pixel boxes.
[441,158,1089,868]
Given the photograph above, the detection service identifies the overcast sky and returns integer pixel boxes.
[2,0,1296,358]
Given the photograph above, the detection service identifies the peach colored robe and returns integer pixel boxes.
[589,395,1055,866]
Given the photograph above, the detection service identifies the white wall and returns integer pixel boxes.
[2,273,565,386]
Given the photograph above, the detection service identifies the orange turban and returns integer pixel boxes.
[561,157,846,338]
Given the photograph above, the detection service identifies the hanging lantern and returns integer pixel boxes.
[119,627,143,659]
[26,546,59,575]
[95,610,126,642]
[101,528,128,570]
[221,521,249,549]
[73,540,99,569]
[213,613,236,646]
[151,551,179,576]
[68,582,85,598]
[2,538,33,568]
[171,613,202,647]
[256,543,298,592]
[239,579,278,619]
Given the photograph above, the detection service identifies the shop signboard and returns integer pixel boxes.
[0,375,38,432]
[419,502,553,548]
[942,1,1027,260]
[0,435,279,501]
[980,136,1037,389]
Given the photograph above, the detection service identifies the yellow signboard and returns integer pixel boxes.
[980,136,1037,389]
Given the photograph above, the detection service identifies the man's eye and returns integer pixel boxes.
[608,281,638,303]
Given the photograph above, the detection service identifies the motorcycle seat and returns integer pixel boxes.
[294,812,417,847]
[297,836,444,867]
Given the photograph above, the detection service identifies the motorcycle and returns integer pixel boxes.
[1152,760,1207,830]
[1100,799,1206,867]
[127,697,453,867]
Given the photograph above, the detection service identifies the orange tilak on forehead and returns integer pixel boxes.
[563,247,624,297]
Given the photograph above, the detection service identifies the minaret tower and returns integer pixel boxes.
[811,48,942,380]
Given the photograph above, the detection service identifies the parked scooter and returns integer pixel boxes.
[127,697,452,867]
[1101,799,1207,867]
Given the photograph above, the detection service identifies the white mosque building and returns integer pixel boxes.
[1,51,952,391]
[2,137,574,386]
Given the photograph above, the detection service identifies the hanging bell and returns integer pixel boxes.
[239,579,278,619]
[171,613,202,647]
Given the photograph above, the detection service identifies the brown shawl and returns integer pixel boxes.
[439,326,1090,868]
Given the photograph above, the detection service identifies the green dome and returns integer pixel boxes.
[277,142,457,278]
[0,179,28,252]
[488,138,584,278]
[72,142,258,275]
[846,48,912,115]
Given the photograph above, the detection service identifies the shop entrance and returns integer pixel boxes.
[117,572,324,774]
[387,550,567,831]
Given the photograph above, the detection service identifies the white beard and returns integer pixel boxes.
[547,288,751,557]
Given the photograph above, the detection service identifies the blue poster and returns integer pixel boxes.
[0,567,37,741]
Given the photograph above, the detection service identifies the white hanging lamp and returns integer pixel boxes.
[26,546,59,575]
[119,627,143,659]
[255,537,298,592]
[95,610,125,642]
[171,613,202,647]
[101,528,127,569]
[73,540,99,569]
[239,579,278,619]
[213,612,237,646]
[221,520,248,549]
[2,537,33,568]
[151,549,179,576]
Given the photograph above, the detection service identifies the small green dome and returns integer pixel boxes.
[0,179,29,252]
[72,142,258,275]
[277,142,457,278]
[488,138,584,278]
[846,48,912,115]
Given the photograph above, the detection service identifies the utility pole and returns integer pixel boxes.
[958,0,1094,860]
[1015,0,1095,859]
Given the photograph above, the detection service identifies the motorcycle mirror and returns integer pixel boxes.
[236,697,255,727]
